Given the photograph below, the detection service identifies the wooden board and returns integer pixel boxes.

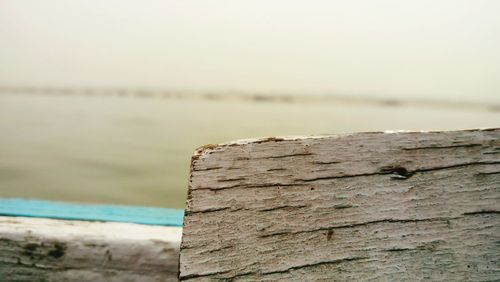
[180,128,500,281]
[0,216,182,281]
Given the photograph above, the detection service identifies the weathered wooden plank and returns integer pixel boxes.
[180,128,500,281]
[0,198,184,227]
[0,216,182,281]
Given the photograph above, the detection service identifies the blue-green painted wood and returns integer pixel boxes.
[0,198,184,227]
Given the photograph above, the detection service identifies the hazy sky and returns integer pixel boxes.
[1,0,499,102]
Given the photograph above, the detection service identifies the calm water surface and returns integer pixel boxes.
[0,93,498,208]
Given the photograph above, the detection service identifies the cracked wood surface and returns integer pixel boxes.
[0,216,182,281]
[180,128,500,281]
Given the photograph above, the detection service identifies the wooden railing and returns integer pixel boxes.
[0,200,183,281]
[1,128,498,281]
[180,128,499,281]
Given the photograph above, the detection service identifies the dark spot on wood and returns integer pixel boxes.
[195,166,223,171]
[327,230,334,241]
[255,137,285,143]
[22,243,39,258]
[191,144,220,168]
[105,250,112,261]
[310,187,314,191]
[385,247,413,252]
[190,155,200,170]
[313,160,341,165]
[267,152,313,159]
[24,243,38,252]
[204,245,234,254]
[258,205,307,212]
[84,242,108,248]
[185,187,193,201]
[48,243,66,258]
[267,168,286,171]
[380,165,413,179]
[392,166,411,179]
[417,240,442,252]
[467,265,471,268]
[0,238,14,244]
[199,144,218,151]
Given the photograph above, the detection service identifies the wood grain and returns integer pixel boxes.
[180,129,500,281]
[0,216,182,281]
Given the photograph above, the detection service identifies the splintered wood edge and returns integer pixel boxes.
[0,216,182,282]
[191,128,499,158]
[180,128,500,281]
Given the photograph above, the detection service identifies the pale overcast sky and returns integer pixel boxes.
[0,0,499,102]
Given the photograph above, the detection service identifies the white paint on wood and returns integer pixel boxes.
[0,216,182,281]
[180,128,500,281]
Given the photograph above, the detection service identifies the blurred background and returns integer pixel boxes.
[0,0,498,208]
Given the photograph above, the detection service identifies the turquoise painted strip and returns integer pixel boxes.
[0,198,184,227]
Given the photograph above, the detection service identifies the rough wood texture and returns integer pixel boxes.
[0,216,182,281]
[180,128,500,281]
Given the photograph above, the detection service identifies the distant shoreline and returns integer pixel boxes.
[0,86,498,113]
